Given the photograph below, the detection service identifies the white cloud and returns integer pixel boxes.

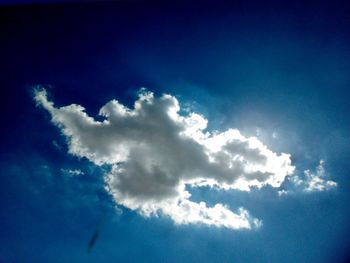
[303,160,337,192]
[34,88,295,230]
[61,168,84,176]
[289,160,337,192]
[277,189,289,196]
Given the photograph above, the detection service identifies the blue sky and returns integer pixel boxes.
[1,1,350,262]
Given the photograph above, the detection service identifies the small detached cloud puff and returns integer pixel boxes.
[290,160,337,193]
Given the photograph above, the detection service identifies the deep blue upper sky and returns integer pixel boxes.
[0,1,349,262]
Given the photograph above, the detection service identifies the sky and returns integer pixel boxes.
[1,1,350,262]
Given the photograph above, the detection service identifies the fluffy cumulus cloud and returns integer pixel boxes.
[34,88,296,230]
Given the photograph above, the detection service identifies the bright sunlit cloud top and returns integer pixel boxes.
[34,87,335,230]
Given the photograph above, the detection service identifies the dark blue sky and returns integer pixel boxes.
[1,1,350,262]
